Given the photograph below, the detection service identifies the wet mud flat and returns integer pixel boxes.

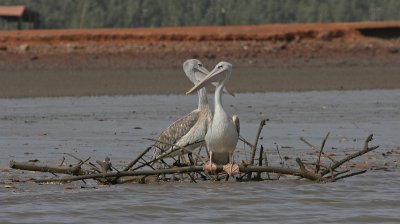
[1,90,400,223]
[1,64,400,98]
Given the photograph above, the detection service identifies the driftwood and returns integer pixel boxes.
[34,164,325,183]
[9,118,381,185]
[320,134,378,176]
[247,119,268,179]
[10,160,88,175]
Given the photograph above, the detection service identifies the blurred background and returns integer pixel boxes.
[1,3,400,223]
[0,0,400,29]
[0,0,399,98]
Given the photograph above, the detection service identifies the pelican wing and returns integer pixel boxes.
[232,115,240,136]
[153,110,200,156]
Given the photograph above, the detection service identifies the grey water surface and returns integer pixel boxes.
[1,90,399,223]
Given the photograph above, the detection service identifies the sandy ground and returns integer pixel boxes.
[0,22,399,98]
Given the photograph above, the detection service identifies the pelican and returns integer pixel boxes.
[186,61,240,175]
[152,59,228,164]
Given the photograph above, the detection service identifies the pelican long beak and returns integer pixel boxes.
[195,66,210,77]
[186,66,226,95]
[193,65,234,96]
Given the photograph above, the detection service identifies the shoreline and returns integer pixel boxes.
[1,22,399,98]
[1,64,400,98]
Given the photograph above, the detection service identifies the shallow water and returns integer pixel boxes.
[1,90,400,223]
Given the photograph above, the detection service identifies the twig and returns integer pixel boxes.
[64,153,94,170]
[239,135,254,148]
[320,134,379,176]
[334,169,367,181]
[140,138,212,180]
[64,153,82,162]
[249,119,268,165]
[88,162,102,173]
[275,145,284,167]
[295,158,308,173]
[263,151,271,179]
[316,132,330,173]
[247,119,268,180]
[300,137,337,163]
[256,145,264,180]
[58,157,65,166]
[123,146,152,171]
[144,138,207,164]
[324,169,350,179]
[303,161,331,173]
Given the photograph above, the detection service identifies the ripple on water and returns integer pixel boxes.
[1,91,400,223]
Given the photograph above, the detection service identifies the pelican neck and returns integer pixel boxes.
[197,87,209,110]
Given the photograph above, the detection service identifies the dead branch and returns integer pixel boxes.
[334,169,367,181]
[326,169,350,178]
[320,134,379,176]
[123,146,152,171]
[8,118,382,186]
[239,135,254,148]
[247,119,268,179]
[34,164,324,183]
[144,138,206,164]
[316,132,330,173]
[255,145,264,180]
[10,160,88,176]
[295,158,308,173]
[300,137,337,163]
[263,151,271,179]
[249,119,268,165]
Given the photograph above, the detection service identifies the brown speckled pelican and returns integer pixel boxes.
[152,59,230,163]
[186,61,240,175]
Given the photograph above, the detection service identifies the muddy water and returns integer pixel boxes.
[1,90,400,223]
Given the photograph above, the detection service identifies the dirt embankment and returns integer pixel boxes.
[0,22,399,98]
[0,21,399,69]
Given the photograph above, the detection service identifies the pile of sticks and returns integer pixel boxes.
[10,119,380,184]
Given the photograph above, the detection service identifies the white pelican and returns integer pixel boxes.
[186,61,240,175]
[151,59,213,163]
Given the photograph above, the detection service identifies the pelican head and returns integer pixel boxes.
[186,61,233,95]
[183,59,210,84]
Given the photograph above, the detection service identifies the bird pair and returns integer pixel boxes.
[153,59,240,175]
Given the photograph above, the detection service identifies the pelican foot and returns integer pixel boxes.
[203,162,217,173]
[223,163,239,176]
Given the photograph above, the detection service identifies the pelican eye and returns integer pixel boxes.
[198,63,202,67]
[218,65,223,69]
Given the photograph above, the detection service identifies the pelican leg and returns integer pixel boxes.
[188,152,195,166]
[180,148,186,164]
[223,152,239,175]
[203,151,217,173]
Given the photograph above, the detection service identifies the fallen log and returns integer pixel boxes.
[33,164,325,183]
[10,160,87,176]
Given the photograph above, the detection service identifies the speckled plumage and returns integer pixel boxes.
[151,59,211,160]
